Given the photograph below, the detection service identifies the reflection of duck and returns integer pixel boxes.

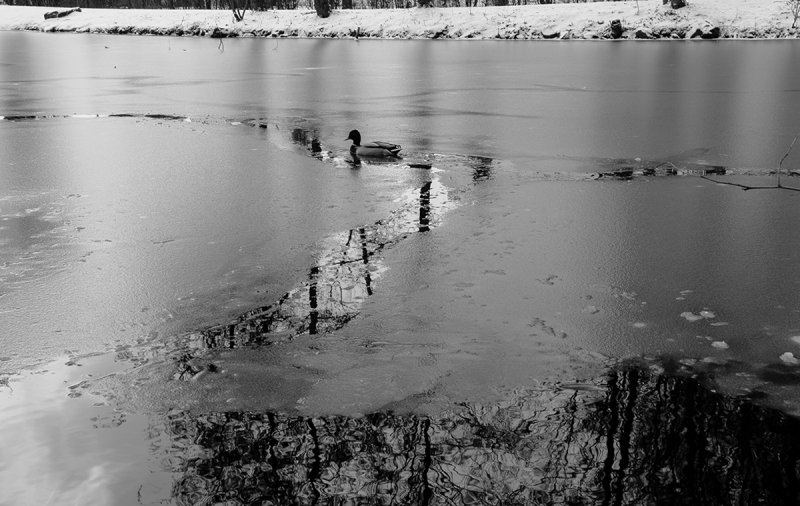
[346,130,401,158]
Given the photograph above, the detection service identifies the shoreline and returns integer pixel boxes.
[1,0,799,40]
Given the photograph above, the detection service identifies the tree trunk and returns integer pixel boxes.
[230,0,248,22]
[609,19,623,39]
[314,0,330,18]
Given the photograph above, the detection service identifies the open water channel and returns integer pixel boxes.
[2,32,800,504]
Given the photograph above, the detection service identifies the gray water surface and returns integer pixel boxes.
[3,32,800,505]
[4,33,800,165]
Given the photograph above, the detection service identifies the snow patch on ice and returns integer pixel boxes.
[681,310,720,323]
[680,312,704,322]
[780,352,800,365]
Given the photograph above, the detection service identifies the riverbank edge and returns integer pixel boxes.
[1,1,799,40]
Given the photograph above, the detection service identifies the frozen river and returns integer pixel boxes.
[3,32,800,504]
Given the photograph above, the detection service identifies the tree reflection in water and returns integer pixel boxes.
[159,362,800,505]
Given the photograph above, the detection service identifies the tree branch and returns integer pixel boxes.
[702,135,799,191]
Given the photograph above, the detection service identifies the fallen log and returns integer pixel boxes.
[44,7,81,20]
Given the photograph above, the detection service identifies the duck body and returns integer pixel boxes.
[346,130,402,158]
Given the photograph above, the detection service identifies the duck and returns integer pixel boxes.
[345,130,402,158]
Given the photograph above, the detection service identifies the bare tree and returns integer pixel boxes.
[790,0,800,28]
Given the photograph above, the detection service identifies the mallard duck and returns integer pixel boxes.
[345,130,401,158]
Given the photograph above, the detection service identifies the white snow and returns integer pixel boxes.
[680,311,704,322]
[780,351,800,365]
[682,308,724,323]
[1,0,798,40]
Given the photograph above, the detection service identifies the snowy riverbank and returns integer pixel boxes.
[1,0,799,40]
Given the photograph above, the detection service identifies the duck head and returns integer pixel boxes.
[345,129,362,146]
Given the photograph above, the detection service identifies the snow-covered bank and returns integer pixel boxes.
[1,0,799,40]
